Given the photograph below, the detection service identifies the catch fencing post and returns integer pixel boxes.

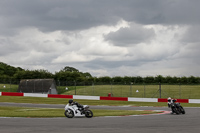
[130,82,133,97]
[74,80,76,95]
[143,83,146,98]
[92,81,94,95]
[159,82,161,98]
[179,83,181,99]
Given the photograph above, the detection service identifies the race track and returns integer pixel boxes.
[0,103,200,133]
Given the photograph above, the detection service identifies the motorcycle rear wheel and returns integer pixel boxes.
[85,110,93,118]
[172,107,180,115]
[64,110,74,118]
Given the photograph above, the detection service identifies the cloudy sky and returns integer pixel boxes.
[1,0,200,77]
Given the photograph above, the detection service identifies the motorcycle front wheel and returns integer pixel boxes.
[64,110,74,118]
[85,110,93,118]
[180,106,185,114]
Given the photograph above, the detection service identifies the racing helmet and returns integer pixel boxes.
[172,99,177,102]
[167,97,171,102]
[69,99,73,104]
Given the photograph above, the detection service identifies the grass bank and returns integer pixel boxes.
[59,84,200,99]
[0,106,160,118]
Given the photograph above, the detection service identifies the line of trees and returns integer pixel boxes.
[0,62,200,85]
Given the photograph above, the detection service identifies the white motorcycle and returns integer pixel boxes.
[64,104,93,118]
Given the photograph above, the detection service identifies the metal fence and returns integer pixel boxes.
[0,79,200,99]
[58,82,200,99]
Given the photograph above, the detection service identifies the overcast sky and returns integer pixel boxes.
[1,0,200,77]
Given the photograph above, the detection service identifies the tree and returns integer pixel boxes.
[155,75,163,83]
[13,69,53,79]
[180,76,187,84]
[144,76,155,84]
[112,76,123,83]
[54,66,93,85]
[188,76,199,84]
[98,76,111,83]
[0,62,24,77]
[135,76,143,83]
[123,76,132,84]
[81,72,92,78]
[62,66,79,72]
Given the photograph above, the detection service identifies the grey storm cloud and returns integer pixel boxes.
[1,0,200,33]
[1,0,200,77]
[181,25,200,43]
[104,23,155,46]
[0,0,119,33]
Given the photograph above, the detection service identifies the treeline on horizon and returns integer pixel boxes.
[0,62,200,85]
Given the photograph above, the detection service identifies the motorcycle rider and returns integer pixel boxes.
[68,99,84,112]
[167,97,177,114]
[167,97,172,107]
[168,97,177,106]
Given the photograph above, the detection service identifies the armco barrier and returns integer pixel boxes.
[128,98,158,102]
[24,93,48,97]
[158,98,189,103]
[73,95,100,100]
[2,92,24,96]
[100,96,128,101]
[0,92,200,103]
[189,99,200,103]
[48,94,73,99]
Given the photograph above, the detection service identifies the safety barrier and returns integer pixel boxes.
[0,92,200,103]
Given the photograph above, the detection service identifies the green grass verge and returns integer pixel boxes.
[0,84,18,92]
[0,106,161,117]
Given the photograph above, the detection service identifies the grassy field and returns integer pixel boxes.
[0,96,166,117]
[0,106,160,118]
[0,84,18,92]
[61,84,200,99]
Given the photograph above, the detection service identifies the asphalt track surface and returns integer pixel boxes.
[0,102,200,133]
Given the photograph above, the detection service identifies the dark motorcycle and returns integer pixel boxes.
[171,102,185,114]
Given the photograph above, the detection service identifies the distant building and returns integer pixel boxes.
[18,79,57,94]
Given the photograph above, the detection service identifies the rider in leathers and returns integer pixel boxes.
[68,99,84,112]
[167,97,177,114]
